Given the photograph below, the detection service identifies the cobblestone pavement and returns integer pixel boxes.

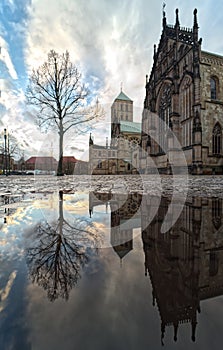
[0,174,223,198]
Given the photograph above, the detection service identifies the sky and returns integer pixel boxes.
[0,0,223,161]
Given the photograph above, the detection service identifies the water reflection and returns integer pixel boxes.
[90,192,223,344]
[89,191,142,262]
[26,191,101,301]
[1,190,223,348]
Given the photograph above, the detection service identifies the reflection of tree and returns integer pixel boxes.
[26,192,101,301]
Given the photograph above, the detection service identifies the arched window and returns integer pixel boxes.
[212,198,222,230]
[158,83,172,153]
[212,123,222,155]
[210,77,218,100]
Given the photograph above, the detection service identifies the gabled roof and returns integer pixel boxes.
[115,91,133,102]
[120,121,141,133]
[113,245,133,259]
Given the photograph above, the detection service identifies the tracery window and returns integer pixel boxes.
[179,77,193,147]
[158,84,172,153]
[210,77,218,100]
[180,76,192,121]
[212,123,222,155]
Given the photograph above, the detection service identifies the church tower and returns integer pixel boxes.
[111,89,133,124]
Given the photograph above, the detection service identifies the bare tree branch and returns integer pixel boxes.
[26,50,103,175]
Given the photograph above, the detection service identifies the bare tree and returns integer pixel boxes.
[26,50,103,176]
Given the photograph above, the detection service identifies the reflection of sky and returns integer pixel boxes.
[0,191,111,315]
[1,192,223,349]
[24,236,223,350]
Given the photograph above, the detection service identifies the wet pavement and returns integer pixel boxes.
[0,175,223,349]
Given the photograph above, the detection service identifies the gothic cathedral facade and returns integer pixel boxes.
[140,9,223,174]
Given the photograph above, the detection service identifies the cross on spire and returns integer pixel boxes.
[162,1,166,17]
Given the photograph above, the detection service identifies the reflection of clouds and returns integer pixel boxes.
[0,270,17,313]
[25,236,153,349]
[64,200,89,216]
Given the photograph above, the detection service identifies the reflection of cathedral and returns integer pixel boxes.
[89,90,141,174]
[89,191,223,342]
[89,191,141,262]
[142,196,223,343]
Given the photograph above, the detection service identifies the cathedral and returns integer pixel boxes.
[89,90,141,174]
[140,8,223,174]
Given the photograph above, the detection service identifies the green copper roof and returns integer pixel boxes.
[120,121,141,133]
[115,91,133,102]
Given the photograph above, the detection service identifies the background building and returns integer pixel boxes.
[89,90,141,174]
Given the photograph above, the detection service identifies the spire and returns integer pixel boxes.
[162,2,166,28]
[173,321,179,342]
[153,44,157,60]
[193,9,199,42]
[193,8,198,28]
[191,320,197,342]
[161,322,165,346]
[175,8,180,27]
[152,289,155,306]
[145,262,147,276]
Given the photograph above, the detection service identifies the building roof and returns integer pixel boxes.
[113,245,133,259]
[63,156,77,163]
[115,91,133,102]
[26,156,58,164]
[120,121,141,133]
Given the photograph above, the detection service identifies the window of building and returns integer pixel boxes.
[210,77,218,100]
[212,123,222,155]
[180,76,192,121]
[126,104,128,111]
[212,198,222,230]
[158,83,172,153]
[126,115,128,121]
[97,161,102,169]
[209,251,219,276]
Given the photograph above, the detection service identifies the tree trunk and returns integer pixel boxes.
[57,121,64,176]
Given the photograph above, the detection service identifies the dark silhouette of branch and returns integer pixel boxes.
[26,194,102,301]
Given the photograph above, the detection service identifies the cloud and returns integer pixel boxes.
[0,0,223,160]
[25,0,223,110]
